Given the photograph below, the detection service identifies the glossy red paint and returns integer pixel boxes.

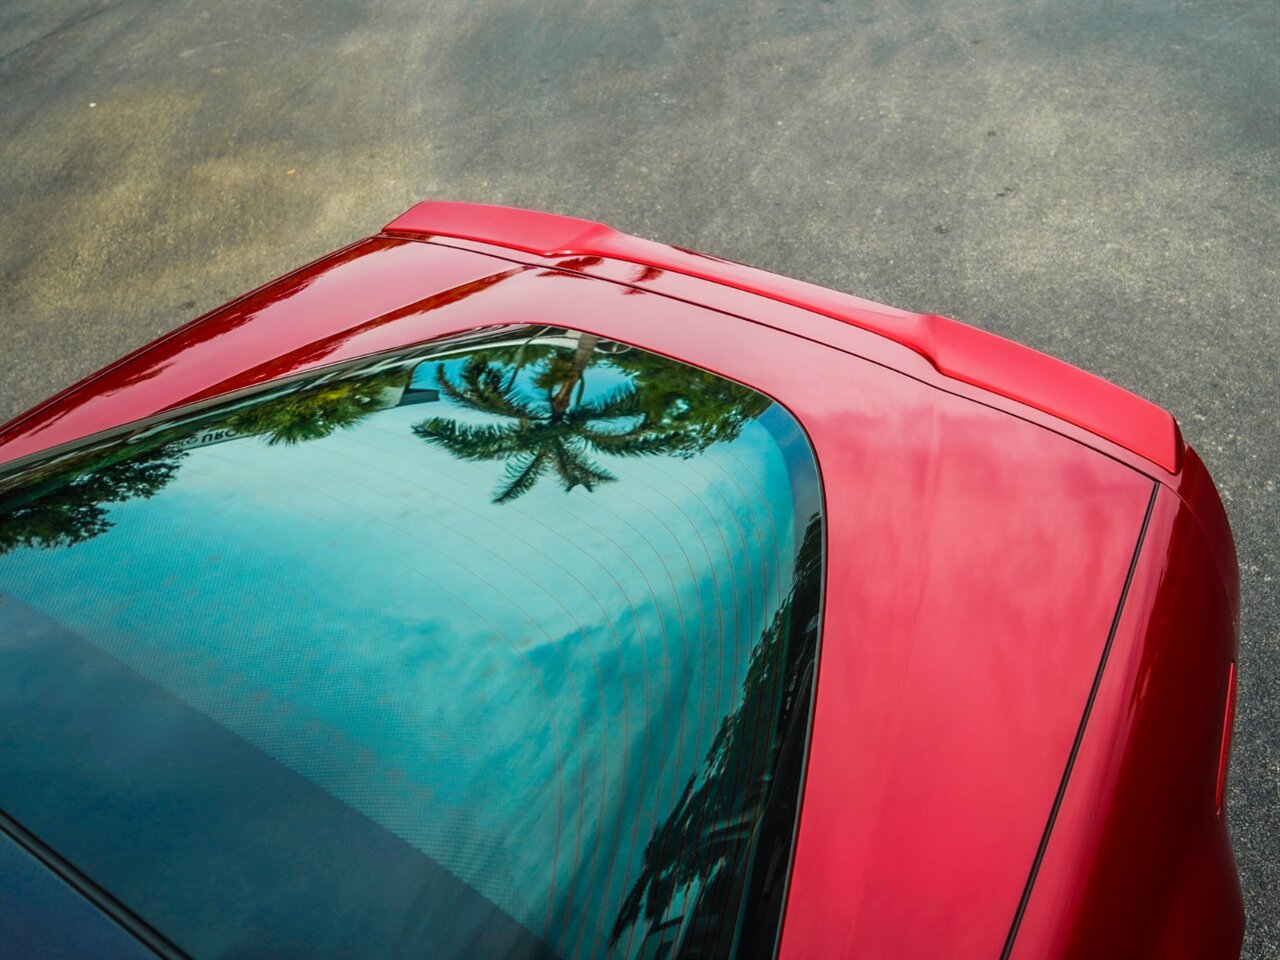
[385,201,1183,473]
[1172,446,1241,627]
[0,208,1242,958]
[0,238,512,464]
[1008,484,1243,960]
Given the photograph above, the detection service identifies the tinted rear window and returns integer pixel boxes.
[0,327,823,959]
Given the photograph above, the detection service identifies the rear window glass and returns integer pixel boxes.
[0,326,824,960]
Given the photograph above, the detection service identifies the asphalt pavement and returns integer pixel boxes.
[1,0,1276,954]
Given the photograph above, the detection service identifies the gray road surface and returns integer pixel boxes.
[1,1,1276,954]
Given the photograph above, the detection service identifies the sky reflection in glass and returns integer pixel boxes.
[0,328,823,959]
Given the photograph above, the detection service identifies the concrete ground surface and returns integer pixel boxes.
[1,0,1276,954]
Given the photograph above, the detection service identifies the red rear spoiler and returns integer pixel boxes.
[384,201,1182,474]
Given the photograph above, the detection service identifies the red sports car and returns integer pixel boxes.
[0,202,1242,959]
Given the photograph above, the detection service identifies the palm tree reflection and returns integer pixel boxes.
[413,330,770,504]
[413,339,686,503]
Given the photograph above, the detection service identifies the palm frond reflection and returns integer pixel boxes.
[413,330,770,503]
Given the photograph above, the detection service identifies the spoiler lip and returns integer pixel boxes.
[385,200,1183,475]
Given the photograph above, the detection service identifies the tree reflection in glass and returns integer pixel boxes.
[0,327,772,549]
[220,368,412,446]
[413,328,770,503]
[0,445,186,554]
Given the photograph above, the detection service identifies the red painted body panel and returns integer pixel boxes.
[0,238,509,463]
[1009,484,1243,960]
[1171,446,1241,629]
[0,208,1242,958]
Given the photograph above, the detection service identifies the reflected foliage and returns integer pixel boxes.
[413,330,771,503]
[611,514,823,959]
[0,364,414,556]
[0,326,776,562]
[0,446,186,554]
[222,369,411,446]
[605,347,772,455]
